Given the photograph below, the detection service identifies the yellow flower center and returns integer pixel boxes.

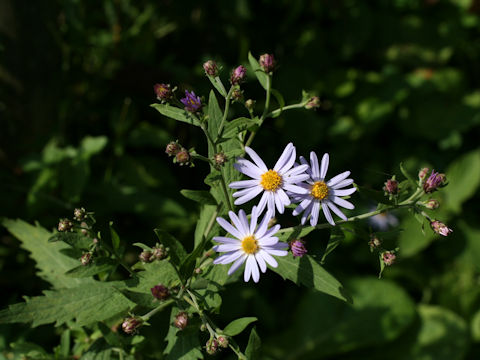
[260,170,282,191]
[311,181,329,200]
[241,235,259,254]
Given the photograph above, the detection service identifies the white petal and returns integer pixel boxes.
[320,153,329,180]
[310,201,320,226]
[214,243,242,252]
[283,183,310,194]
[245,146,268,172]
[301,202,314,225]
[216,217,243,239]
[213,236,240,244]
[332,188,357,196]
[327,201,348,221]
[327,171,351,187]
[229,179,260,189]
[229,211,249,234]
[331,179,354,189]
[261,224,281,239]
[274,193,285,214]
[239,209,250,234]
[244,255,253,282]
[292,197,312,216]
[234,159,262,179]
[283,164,309,177]
[273,143,294,171]
[255,211,272,238]
[284,173,310,184]
[228,254,247,275]
[277,145,296,173]
[277,188,291,206]
[322,203,335,225]
[256,191,269,216]
[267,192,276,215]
[247,255,260,283]
[214,250,242,265]
[310,151,320,179]
[249,207,259,234]
[255,252,267,273]
[264,248,288,256]
[233,186,263,205]
[332,196,354,210]
[233,186,260,198]
[258,236,278,246]
[258,249,278,268]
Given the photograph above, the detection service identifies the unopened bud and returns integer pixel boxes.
[122,316,143,334]
[203,60,219,77]
[206,338,219,355]
[214,152,227,168]
[259,53,275,73]
[151,284,170,300]
[423,170,446,193]
[154,83,173,102]
[289,239,307,258]
[73,207,86,221]
[92,238,99,244]
[58,218,73,232]
[165,141,182,157]
[383,178,398,195]
[139,250,153,263]
[382,251,396,266]
[418,167,429,182]
[175,148,191,166]
[232,88,243,101]
[424,199,440,210]
[174,312,188,330]
[152,244,167,260]
[305,96,321,110]
[430,220,453,237]
[230,65,246,85]
[200,324,207,332]
[217,335,229,348]
[368,235,382,251]
[194,268,203,274]
[245,99,255,111]
[80,252,92,266]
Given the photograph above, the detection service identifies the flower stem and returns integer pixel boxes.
[265,101,307,118]
[141,299,175,321]
[219,168,234,211]
[217,87,233,139]
[245,74,272,147]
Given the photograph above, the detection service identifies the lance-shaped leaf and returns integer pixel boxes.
[154,229,187,265]
[221,117,261,140]
[151,104,201,127]
[207,90,223,141]
[49,232,93,250]
[248,52,268,89]
[180,190,217,206]
[223,317,257,336]
[321,227,344,264]
[245,327,261,360]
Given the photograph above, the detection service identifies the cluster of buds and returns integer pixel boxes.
[151,284,170,300]
[122,316,143,335]
[213,152,227,168]
[423,170,446,193]
[368,235,382,252]
[382,251,397,266]
[154,83,173,102]
[289,239,307,258]
[203,60,219,77]
[152,243,167,260]
[80,252,92,266]
[139,250,154,263]
[180,90,202,113]
[305,96,321,110]
[58,218,73,232]
[430,220,453,237]
[206,338,219,355]
[230,65,247,85]
[73,207,86,221]
[383,177,398,195]
[174,312,188,330]
[165,141,191,166]
[259,53,275,73]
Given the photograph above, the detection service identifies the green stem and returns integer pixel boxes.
[218,87,234,138]
[191,153,213,165]
[265,101,307,118]
[245,75,271,147]
[141,299,174,320]
[219,167,234,211]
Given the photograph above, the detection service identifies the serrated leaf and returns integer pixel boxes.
[151,104,201,127]
[66,258,117,278]
[0,282,135,327]
[154,229,187,265]
[180,190,217,206]
[321,228,344,264]
[2,219,91,289]
[49,232,93,250]
[221,117,261,140]
[164,307,203,360]
[245,327,261,360]
[270,89,285,118]
[223,317,257,336]
[273,254,350,302]
[248,52,268,89]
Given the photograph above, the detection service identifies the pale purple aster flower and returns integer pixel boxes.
[292,152,356,226]
[229,143,310,216]
[180,90,202,112]
[212,207,288,283]
[423,170,446,193]
[430,220,453,236]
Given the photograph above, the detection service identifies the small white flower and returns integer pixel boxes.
[212,207,288,283]
[292,152,356,226]
[229,143,309,216]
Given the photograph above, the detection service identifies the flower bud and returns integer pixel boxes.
[175,148,191,166]
[174,312,188,330]
[382,251,396,266]
[73,207,86,221]
[122,316,143,334]
[232,88,243,101]
[58,218,73,232]
[289,239,307,258]
[80,222,89,236]
[214,152,227,168]
[194,268,203,274]
[418,167,429,182]
[92,238,99,244]
[139,250,153,263]
[217,336,229,348]
[305,96,321,110]
[230,65,246,85]
[180,90,202,112]
[423,171,446,193]
[259,53,275,73]
[430,220,453,236]
[368,235,382,251]
[154,83,173,102]
[151,284,170,300]
[245,99,255,111]
[203,60,219,77]
[80,252,92,266]
[152,244,167,260]
[165,141,181,157]
[424,199,440,210]
[383,178,398,195]
[206,338,219,355]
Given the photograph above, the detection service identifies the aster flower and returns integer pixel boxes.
[292,152,356,226]
[180,90,202,112]
[212,207,288,283]
[229,143,310,216]
[423,170,446,193]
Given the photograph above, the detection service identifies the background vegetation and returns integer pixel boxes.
[1,0,480,358]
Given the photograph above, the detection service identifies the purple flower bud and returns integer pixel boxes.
[154,83,173,101]
[217,336,229,348]
[430,220,453,236]
[152,244,167,260]
[165,141,181,157]
[203,60,219,77]
[259,53,275,73]
[305,96,321,110]
[122,316,143,334]
[230,65,247,85]
[58,218,73,232]
[175,148,191,166]
[73,207,86,221]
[206,338,219,355]
[382,251,396,266]
[174,312,188,330]
[180,90,202,112]
[151,284,170,300]
[383,178,398,195]
[423,170,446,193]
[424,199,440,210]
[290,239,307,258]
[418,167,429,182]
[214,152,227,168]
[139,250,153,263]
[80,252,92,266]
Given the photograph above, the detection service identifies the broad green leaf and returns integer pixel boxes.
[180,189,217,205]
[154,229,187,265]
[49,232,93,250]
[443,148,480,214]
[221,117,261,140]
[248,52,268,89]
[207,90,223,141]
[66,258,117,278]
[398,215,434,257]
[245,327,261,360]
[164,307,203,360]
[223,317,257,336]
[273,254,350,302]
[270,89,285,118]
[321,227,344,264]
[124,261,180,294]
[0,282,135,327]
[151,104,201,127]
[2,219,91,289]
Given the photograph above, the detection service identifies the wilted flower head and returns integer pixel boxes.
[122,317,143,334]
[165,141,181,157]
[217,336,229,348]
[139,250,153,263]
[290,239,307,258]
[206,338,219,355]
[214,152,227,168]
[180,90,202,112]
[154,83,173,101]
[305,96,321,110]
[430,220,453,236]
[382,251,396,266]
[245,99,255,111]
[80,252,92,266]
[232,88,243,101]
[152,244,167,260]
[230,65,247,85]
[368,235,382,251]
[175,148,191,166]
[369,211,399,231]
[203,60,219,77]
[174,312,188,330]
[383,178,398,195]
[259,53,275,73]
[58,219,73,232]
[423,170,446,193]
[151,284,169,300]
[73,207,86,221]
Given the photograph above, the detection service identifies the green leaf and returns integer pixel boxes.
[248,52,268,89]
[151,103,201,127]
[223,317,257,336]
[0,282,135,327]
[400,162,417,186]
[270,89,285,118]
[194,204,219,247]
[124,261,180,294]
[80,136,108,159]
[179,239,206,280]
[180,189,217,205]
[2,219,91,289]
[98,322,124,348]
[164,307,203,360]
[154,229,187,265]
[207,90,223,141]
[49,232,93,250]
[273,254,350,302]
[321,227,344,264]
[221,117,261,140]
[207,75,227,97]
[398,216,434,257]
[245,327,261,360]
[109,223,120,253]
[65,258,117,278]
